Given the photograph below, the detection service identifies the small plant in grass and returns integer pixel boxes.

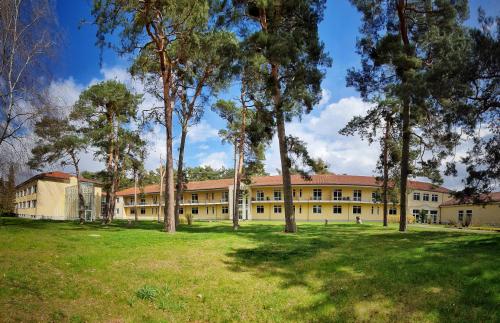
[136,285,158,301]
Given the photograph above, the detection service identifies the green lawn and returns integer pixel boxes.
[0,218,499,322]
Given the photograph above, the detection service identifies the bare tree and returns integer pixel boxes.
[0,0,58,151]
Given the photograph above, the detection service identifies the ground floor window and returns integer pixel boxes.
[313,205,321,214]
[256,205,264,214]
[273,205,282,214]
[140,208,146,214]
[353,206,361,214]
[192,207,198,215]
[389,208,397,215]
[458,210,464,222]
[222,206,228,214]
[131,208,135,214]
[179,207,183,214]
[333,205,342,214]
[430,210,438,223]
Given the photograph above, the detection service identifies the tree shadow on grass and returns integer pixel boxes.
[223,223,500,322]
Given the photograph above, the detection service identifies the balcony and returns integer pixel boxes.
[250,196,380,204]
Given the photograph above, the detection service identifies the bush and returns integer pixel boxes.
[185,213,193,225]
[136,285,159,301]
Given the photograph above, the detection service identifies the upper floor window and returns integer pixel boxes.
[431,194,438,202]
[140,198,146,204]
[256,191,264,201]
[293,189,296,198]
[371,191,380,202]
[313,189,322,201]
[423,193,429,201]
[274,190,282,201]
[222,191,229,202]
[313,205,322,214]
[413,192,420,201]
[191,193,198,202]
[353,190,362,202]
[333,189,342,201]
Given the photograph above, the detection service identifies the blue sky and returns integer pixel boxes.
[50,0,499,189]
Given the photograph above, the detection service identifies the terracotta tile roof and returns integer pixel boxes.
[441,192,500,206]
[16,171,101,188]
[116,178,234,196]
[251,174,450,193]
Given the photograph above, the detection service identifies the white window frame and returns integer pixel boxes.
[273,205,282,214]
[353,205,361,214]
[274,190,282,201]
[431,194,438,202]
[256,205,264,214]
[333,189,342,201]
[333,205,342,214]
[353,190,362,202]
[313,205,322,214]
[313,189,322,201]
[413,192,420,201]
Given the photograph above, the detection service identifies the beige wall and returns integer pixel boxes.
[441,203,500,226]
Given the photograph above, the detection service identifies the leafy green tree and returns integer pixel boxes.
[92,0,214,233]
[28,117,88,223]
[71,80,143,223]
[234,0,331,233]
[348,0,469,231]
[184,166,235,182]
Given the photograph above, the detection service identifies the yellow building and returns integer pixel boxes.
[14,171,102,221]
[440,192,500,227]
[116,174,451,223]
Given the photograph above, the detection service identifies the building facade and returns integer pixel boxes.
[115,174,452,223]
[440,192,500,227]
[14,171,102,221]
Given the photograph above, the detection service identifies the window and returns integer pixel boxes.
[274,190,282,201]
[333,189,342,201]
[333,205,342,214]
[140,208,146,214]
[273,205,282,214]
[371,192,379,202]
[313,189,322,201]
[222,206,229,214]
[412,209,420,217]
[423,193,429,201]
[430,210,438,223]
[389,208,397,215]
[256,205,264,214]
[131,208,135,214]
[458,210,464,222]
[353,206,362,214]
[206,207,209,214]
[179,207,183,214]
[293,189,296,198]
[299,189,302,198]
[222,191,229,202]
[256,191,264,201]
[353,190,362,201]
[371,206,374,214]
[413,192,420,201]
[27,201,30,208]
[191,193,198,202]
[466,210,472,218]
[32,200,36,208]
[431,194,438,202]
[192,207,198,215]
[140,198,146,205]
[313,205,322,214]
[34,185,37,193]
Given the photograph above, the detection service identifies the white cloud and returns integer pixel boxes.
[187,121,219,143]
[318,88,331,107]
[264,97,379,176]
[198,151,228,169]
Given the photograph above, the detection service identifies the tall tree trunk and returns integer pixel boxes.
[159,161,164,223]
[175,128,187,227]
[382,115,391,227]
[104,114,115,224]
[397,0,411,232]
[72,154,85,224]
[233,100,247,230]
[232,142,238,225]
[271,64,296,233]
[134,172,138,222]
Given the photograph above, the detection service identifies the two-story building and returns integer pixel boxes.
[115,174,451,223]
[14,171,102,221]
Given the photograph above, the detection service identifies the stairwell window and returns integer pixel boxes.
[257,205,264,214]
[273,205,282,214]
[313,189,322,201]
[333,189,342,201]
[333,205,342,214]
[353,206,361,214]
[313,205,322,214]
[413,192,420,201]
[353,190,362,202]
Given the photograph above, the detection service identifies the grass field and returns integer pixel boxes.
[0,218,499,322]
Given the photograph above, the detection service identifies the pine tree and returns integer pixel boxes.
[348,0,469,231]
[233,0,331,233]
